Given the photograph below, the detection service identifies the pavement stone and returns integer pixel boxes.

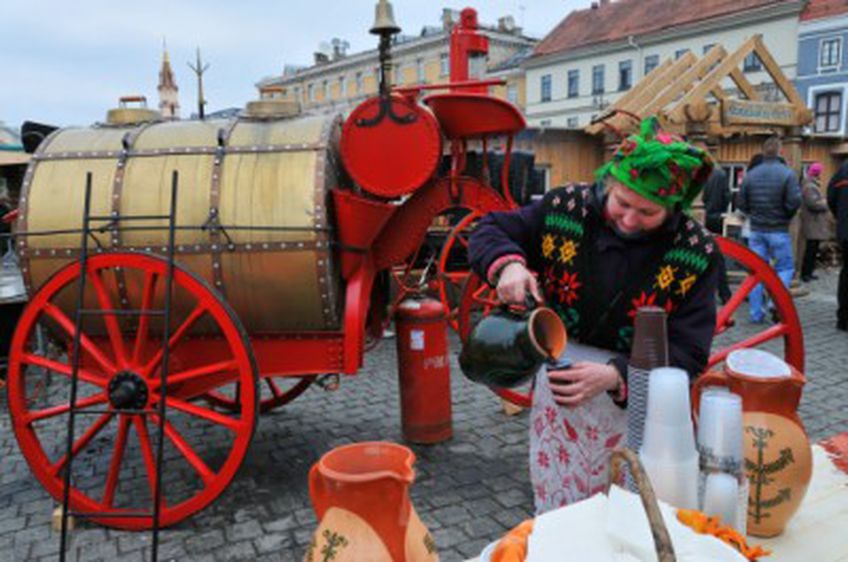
[0,268,846,561]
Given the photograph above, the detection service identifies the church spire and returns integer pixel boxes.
[158,38,180,119]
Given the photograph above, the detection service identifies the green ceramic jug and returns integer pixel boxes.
[459,304,566,388]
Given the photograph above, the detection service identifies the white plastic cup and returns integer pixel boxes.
[702,472,740,530]
[641,420,697,463]
[646,367,692,425]
[697,390,743,473]
[640,452,699,510]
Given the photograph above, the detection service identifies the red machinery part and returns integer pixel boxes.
[7,253,258,529]
[340,94,442,198]
[394,297,452,444]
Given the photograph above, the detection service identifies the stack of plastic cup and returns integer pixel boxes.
[697,389,743,474]
[627,307,669,456]
[696,388,746,532]
[639,367,699,510]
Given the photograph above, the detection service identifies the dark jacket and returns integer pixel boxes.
[702,167,730,234]
[738,157,801,232]
[801,178,831,241]
[469,185,718,382]
[828,162,848,242]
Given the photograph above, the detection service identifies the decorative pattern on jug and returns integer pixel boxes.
[743,412,812,537]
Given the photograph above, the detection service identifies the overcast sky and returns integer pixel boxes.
[1,0,584,131]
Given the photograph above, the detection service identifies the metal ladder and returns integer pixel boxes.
[59,170,180,562]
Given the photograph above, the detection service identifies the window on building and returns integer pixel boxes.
[703,44,715,55]
[566,116,579,128]
[307,83,315,102]
[820,38,842,70]
[355,71,363,93]
[592,65,604,95]
[294,86,301,100]
[440,53,449,76]
[743,52,762,72]
[645,55,660,76]
[675,48,689,60]
[618,60,632,91]
[322,80,328,100]
[507,84,518,104]
[339,75,347,97]
[541,74,552,102]
[416,58,425,82]
[644,54,659,75]
[567,69,579,98]
[814,91,842,132]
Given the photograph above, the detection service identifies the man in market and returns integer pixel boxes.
[468,117,719,512]
[827,160,848,331]
[702,166,732,303]
[737,136,801,324]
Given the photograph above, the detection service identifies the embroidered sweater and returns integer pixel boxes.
[469,183,718,385]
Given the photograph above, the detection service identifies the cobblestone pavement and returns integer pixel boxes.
[1,268,846,562]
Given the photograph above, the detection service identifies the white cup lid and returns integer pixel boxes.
[726,349,790,379]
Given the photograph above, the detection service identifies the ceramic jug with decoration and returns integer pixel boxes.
[305,442,438,562]
[459,303,566,388]
[692,349,812,537]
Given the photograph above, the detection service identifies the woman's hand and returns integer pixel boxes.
[496,262,543,306]
[547,361,620,407]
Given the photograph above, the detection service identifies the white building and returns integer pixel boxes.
[524,0,805,129]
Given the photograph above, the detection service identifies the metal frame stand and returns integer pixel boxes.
[59,171,180,562]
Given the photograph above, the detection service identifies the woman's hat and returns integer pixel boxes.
[808,162,823,177]
[595,117,714,210]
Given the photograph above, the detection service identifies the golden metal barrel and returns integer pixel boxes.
[17,112,343,332]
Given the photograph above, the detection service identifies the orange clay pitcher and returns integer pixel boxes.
[305,442,439,562]
[692,349,812,537]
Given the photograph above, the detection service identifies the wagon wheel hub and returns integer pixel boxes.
[108,371,149,410]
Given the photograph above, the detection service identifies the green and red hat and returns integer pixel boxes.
[595,117,714,210]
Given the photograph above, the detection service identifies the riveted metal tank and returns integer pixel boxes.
[17,108,344,332]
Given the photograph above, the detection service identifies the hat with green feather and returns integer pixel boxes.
[595,117,714,210]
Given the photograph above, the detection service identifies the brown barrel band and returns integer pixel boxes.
[209,119,240,297]
[111,125,154,312]
[16,128,64,295]
[25,236,332,258]
[314,116,342,329]
[30,143,328,162]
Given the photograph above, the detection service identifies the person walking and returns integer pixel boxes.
[703,166,732,302]
[800,162,830,282]
[827,160,848,331]
[738,136,801,324]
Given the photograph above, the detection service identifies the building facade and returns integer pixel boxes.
[796,0,848,138]
[256,10,536,114]
[524,0,804,129]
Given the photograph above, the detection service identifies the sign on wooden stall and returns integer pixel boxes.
[722,99,797,127]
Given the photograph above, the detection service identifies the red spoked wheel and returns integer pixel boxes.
[202,375,315,414]
[437,210,483,333]
[457,237,805,408]
[7,253,258,529]
[710,236,804,371]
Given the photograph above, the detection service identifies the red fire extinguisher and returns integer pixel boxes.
[394,296,452,444]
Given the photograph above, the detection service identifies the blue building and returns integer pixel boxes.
[796,0,848,137]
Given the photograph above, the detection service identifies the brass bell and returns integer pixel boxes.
[370,0,401,35]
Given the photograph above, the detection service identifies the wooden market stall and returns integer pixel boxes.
[584,34,840,185]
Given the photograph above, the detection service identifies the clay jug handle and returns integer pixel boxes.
[308,463,329,520]
[691,369,729,425]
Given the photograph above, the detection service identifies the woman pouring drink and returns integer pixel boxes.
[468,117,720,512]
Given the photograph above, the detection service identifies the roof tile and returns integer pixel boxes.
[534,0,795,57]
